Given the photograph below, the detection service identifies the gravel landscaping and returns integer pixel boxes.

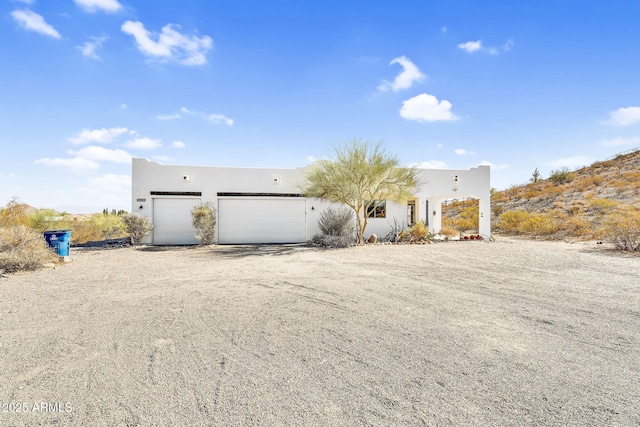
[1,237,638,426]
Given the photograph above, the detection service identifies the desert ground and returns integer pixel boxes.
[1,237,638,426]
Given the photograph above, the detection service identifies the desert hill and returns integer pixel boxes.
[443,148,640,240]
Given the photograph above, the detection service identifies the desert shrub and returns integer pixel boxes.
[439,226,459,237]
[191,203,216,245]
[27,209,70,233]
[309,233,355,248]
[601,209,640,251]
[447,204,479,232]
[497,210,530,234]
[318,207,355,236]
[121,213,153,245]
[521,212,561,237]
[565,199,587,215]
[407,221,430,241]
[384,218,405,243]
[563,216,593,238]
[0,198,30,227]
[0,225,56,273]
[90,213,126,240]
[549,167,575,185]
[589,198,619,215]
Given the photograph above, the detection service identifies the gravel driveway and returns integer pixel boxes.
[1,238,638,426]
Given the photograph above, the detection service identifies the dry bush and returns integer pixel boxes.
[398,221,430,242]
[562,216,593,238]
[0,198,30,227]
[191,203,216,245]
[496,210,530,234]
[521,212,561,237]
[318,207,355,237]
[309,233,355,248]
[0,225,56,273]
[121,214,153,245]
[549,167,576,185]
[439,225,460,237]
[565,199,587,215]
[588,198,619,215]
[601,209,640,251]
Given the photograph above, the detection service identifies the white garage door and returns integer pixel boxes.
[218,198,306,244]
[153,198,200,245]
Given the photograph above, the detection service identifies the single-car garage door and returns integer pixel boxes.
[218,198,306,244]
[153,198,200,245]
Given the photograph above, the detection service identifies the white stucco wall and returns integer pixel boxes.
[132,158,491,244]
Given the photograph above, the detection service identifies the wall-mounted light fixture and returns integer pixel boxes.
[139,205,144,210]
[182,174,191,182]
[311,206,315,211]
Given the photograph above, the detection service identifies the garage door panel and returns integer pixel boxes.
[153,198,200,245]
[218,198,306,244]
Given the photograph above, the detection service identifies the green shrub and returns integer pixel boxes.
[0,225,56,273]
[121,213,153,245]
[548,167,576,185]
[191,203,216,245]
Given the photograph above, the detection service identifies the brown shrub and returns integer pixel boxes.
[601,209,640,251]
[0,225,57,273]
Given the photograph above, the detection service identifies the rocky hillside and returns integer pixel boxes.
[492,148,640,215]
[443,148,640,239]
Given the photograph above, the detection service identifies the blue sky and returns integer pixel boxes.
[2,0,640,213]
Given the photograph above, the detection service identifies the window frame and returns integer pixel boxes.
[366,200,386,218]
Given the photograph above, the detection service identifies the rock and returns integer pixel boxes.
[367,234,377,244]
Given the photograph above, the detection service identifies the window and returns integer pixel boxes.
[366,200,386,218]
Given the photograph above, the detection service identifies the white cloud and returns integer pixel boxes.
[601,136,640,146]
[441,26,448,35]
[458,40,482,53]
[119,103,127,110]
[208,114,234,126]
[157,113,181,120]
[400,93,458,122]
[172,140,186,148]
[35,157,99,174]
[69,127,129,144]
[412,160,447,169]
[503,38,514,51]
[126,137,162,149]
[74,0,122,13]
[68,146,132,163]
[121,21,213,66]
[458,39,513,55]
[377,56,426,92]
[77,35,108,60]
[11,9,61,39]
[454,148,475,155]
[604,106,640,126]
[180,106,194,114]
[546,155,591,168]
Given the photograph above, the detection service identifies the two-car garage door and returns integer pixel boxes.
[153,197,306,244]
[218,198,306,244]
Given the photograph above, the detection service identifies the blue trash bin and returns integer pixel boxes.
[43,230,72,257]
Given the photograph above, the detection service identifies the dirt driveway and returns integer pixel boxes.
[1,238,638,426]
